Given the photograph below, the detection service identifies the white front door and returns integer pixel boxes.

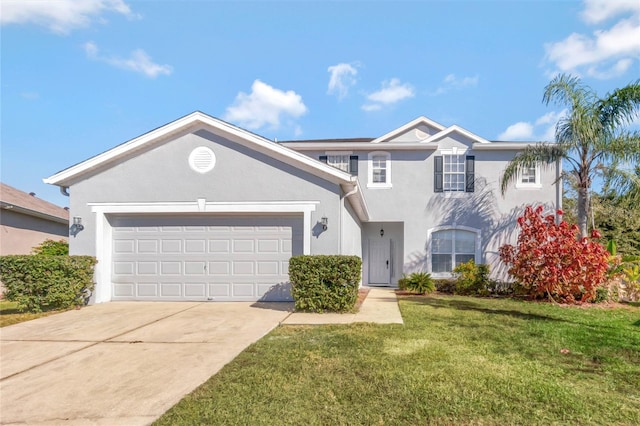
[369,239,390,285]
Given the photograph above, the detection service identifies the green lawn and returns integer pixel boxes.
[0,300,64,327]
[156,295,640,425]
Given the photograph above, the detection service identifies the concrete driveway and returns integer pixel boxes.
[0,301,292,425]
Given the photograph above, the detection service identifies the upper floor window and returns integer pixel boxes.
[319,152,358,175]
[443,153,465,191]
[367,151,392,188]
[430,228,479,274]
[434,149,474,193]
[516,165,541,189]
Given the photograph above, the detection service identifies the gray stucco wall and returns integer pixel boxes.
[298,135,559,281]
[67,128,344,257]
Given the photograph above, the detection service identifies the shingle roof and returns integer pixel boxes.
[0,182,69,222]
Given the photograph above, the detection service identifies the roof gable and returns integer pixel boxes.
[370,116,446,144]
[44,111,356,188]
[423,125,491,145]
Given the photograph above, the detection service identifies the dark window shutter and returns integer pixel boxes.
[319,155,327,163]
[465,156,475,192]
[434,156,443,192]
[349,155,358,175]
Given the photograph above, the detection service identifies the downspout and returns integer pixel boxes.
[60,186,70,196]
[340,184,359,255]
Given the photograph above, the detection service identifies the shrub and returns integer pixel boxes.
[398,272,435,294]
[452,260,490,295]
[288,255,361,312]
[31,239,69,256]
[434,279,457,294]
[0,255,97,313]
[499,205,609,304]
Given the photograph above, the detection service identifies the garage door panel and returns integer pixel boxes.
[161,240,182,253]
[209,240,230,253]
[110,215,301,301]
[137,240,159,253]
[257,261,279,275]
[185,239,206,253]
[160,283,181,297]
[113,283,135,297]
[137,283,159,297]
[137,262,157,275]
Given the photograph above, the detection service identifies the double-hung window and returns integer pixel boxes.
[367,151,392,188]
[434,149,474,193]
[443,153,465,191]
[516,165,541,188]
[319,152,358,175]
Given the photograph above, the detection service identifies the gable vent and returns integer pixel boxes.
[188,146,216,174]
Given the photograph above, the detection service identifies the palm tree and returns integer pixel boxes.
[500,74,640,238]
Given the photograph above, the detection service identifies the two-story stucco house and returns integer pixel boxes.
[44,112,560,303]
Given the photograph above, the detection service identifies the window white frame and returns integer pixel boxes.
[516,165,542,189]
[367,151,392,189]
[426,226,481,277]
[440,148,466,192]
[325,151,352,173]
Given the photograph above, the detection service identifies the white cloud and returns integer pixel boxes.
[581,0,640,24]
[83,41,172,78]
[362,78,414,111]
[544,1,640,79]
[431,73,479,95]
[498,110,567,142]
[1,0,136,34]
[224,80,308,131]
[327,63,358,100]
[498,122,534,141]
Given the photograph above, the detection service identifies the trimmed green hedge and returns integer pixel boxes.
[0,255,97,313]
[289,255,361,312]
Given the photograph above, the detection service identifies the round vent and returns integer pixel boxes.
[415,129,429,140]
[188,146,216,173]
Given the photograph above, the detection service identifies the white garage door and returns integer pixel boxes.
[110,215,303,301]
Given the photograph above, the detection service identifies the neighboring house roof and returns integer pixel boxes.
[43,111,370,221]
[0,183,69,224]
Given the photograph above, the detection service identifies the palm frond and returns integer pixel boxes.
[500,143,566,195]
[597,80,640,129]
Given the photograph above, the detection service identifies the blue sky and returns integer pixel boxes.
[2,0,639,206]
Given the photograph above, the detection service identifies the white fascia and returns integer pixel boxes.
[44,111,353,187]
[88,200,318,303]
[424,125,491,145]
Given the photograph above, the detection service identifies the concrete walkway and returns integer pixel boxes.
[282,287,404,325]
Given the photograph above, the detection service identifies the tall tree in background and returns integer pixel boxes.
[500,74,640,237]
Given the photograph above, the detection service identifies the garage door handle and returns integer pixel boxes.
[386,260,389,269]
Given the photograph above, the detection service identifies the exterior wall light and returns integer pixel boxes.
[70,216,84,237]
[380,228,385,237]
[320,216,328,231]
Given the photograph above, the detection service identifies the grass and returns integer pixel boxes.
[155,294,640,425]
[0,300,65,327]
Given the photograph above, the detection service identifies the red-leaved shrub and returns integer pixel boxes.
[499,205,609,303]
